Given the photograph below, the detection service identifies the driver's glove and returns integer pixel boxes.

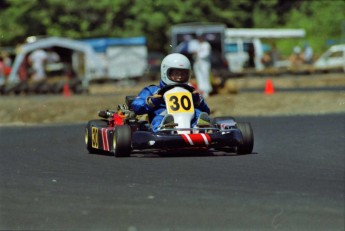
[192,91,202,106]
[146,94,163,108]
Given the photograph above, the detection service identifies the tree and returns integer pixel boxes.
[0,0,344,55]
[283,0,345,54]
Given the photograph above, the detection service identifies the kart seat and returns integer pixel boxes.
[125,96,137,110]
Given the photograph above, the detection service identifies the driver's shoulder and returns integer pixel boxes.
[144,84,160,94]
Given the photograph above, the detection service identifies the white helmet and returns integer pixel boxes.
[160,53,191,85]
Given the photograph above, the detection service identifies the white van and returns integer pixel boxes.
[314,44,345,72]
[224,37,264,73]
[224,28,305,73]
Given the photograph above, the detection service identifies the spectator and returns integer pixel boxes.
[289,46,304,67]
[270,44,280,67]
[0,56,5,85]
[261,44,281,68]
[0,51,12,78]
[303,43,313,64]
[175,34,196,65]
[261,52,272,68]
[28,49,48,81]
[247,43,256,68]
[45,48,62,77]
[193,34,212,98]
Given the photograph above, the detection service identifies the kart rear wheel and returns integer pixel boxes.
[112,125,132,157]
[236,122,254,155]
[85,120,108,154]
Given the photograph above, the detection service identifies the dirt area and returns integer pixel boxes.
[0,73,344,126]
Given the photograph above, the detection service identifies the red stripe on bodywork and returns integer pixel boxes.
[181,134,211,146]
[101,128,109,151]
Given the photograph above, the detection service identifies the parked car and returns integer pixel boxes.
[314,44,345,73]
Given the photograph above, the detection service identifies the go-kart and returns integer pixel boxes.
[85,84,254,157]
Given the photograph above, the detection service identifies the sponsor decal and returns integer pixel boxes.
[101,128,110,151]
[91,127,99,148]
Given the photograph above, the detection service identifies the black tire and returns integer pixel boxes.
[85,120,108,154]
[236,122,254,155]
[112,125,132,157]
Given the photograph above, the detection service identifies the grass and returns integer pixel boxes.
[0,72,344,125]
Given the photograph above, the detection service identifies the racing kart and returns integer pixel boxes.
[85,84,254,157]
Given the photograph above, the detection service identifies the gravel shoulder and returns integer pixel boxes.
[0,73,344,126]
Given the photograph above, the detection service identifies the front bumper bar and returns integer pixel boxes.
[131,129,243,150]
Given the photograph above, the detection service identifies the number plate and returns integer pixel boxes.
[165,92,194,114]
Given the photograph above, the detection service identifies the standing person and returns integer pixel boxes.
[28,49,48,81]
[45,48,61,77]
[193,34,212,98]
[303,43,313,64]
[0,56,5,85]
[247,43,255,68]
[289,46,303,67]
[0,52,12,79]
[270,44,280,68]
[131,53,210,133]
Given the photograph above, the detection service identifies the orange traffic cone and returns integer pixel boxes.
[63,82,72,97]
[264,79,275,95]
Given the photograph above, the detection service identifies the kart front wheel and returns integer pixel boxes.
[236,122,254,155]
[112,125,132,157]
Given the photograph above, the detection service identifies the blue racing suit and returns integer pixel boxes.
[131,81,210,132]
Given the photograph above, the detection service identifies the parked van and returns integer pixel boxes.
[225,37,264,73]
[314,44,345,72]
[224,28,305,73]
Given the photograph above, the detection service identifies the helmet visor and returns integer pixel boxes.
[167,68,190,83]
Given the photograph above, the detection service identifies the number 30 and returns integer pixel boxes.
[169,95,191,111]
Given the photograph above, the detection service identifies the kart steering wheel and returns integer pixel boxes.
[157,84,195,96]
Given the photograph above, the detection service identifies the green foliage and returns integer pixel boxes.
[0,0,344,56]
[252,0,345,56]
[283,0,345,55]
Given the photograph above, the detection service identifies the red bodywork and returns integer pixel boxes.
[110,112,126,127]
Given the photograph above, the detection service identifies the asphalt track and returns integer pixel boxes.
[0,114,344,231]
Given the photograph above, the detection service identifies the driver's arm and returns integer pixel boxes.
[131,86,159,115]
[192,90,210,114]
[196,97,210,114]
